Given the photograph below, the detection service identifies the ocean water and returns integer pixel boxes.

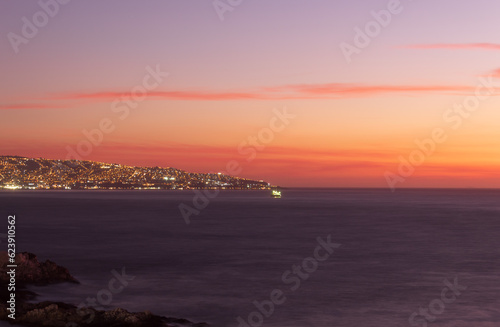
[1,189,500,327]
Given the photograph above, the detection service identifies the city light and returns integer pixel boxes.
[0,156,273,191]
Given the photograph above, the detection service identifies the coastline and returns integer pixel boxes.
[0,252,209,327]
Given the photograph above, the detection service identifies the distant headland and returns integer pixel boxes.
[0,155,272,191]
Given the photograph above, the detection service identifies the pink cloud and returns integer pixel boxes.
[0,103,67,110]
[489,68,500,78]
[282,84,472,97]
[402,43,500,50]
[7,79,500,110]
[53,83,484,103]
[59,91,266,101]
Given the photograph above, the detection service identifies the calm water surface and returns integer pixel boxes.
[1,189,499,326]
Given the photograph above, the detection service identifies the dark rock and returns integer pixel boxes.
[0,252,78,285]
[0,253,209,327]
[0,301,209,327]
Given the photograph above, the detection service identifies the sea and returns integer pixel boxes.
[1,188,499,327]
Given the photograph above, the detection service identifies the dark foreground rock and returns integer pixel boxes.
[0,252,209,327]
[0,301,209,327]
[0,252,78,285]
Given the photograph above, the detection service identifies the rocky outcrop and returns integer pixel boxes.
[0,302,209,327]
[0,252,209,327]
[0,252,78,285]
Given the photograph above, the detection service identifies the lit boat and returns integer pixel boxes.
[271,189,282,198]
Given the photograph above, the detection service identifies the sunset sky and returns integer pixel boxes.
[2,0,500,188]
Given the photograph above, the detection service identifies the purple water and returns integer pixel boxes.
[1,189,500,326]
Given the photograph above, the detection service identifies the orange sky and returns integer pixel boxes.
[2,1,500,188]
